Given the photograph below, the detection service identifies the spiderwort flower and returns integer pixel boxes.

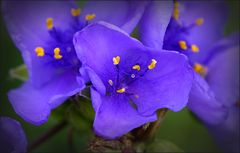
[73,22,193,139]
[202,36,239,152]
[139,0,229,125]
[3,0,148,125]
[0,117,27,153]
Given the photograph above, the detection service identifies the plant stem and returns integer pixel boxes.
[28,120,67,152]
[134,108,168,141]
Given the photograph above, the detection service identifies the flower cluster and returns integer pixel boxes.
[2,0,239,152]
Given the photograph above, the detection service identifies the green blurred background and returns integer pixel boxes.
[0,1,239,153]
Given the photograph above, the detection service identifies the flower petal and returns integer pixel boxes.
[74,22,193,115]
[2,1,78,87]
[91,87,157,139]
[179,1,229,62]
[81,0,149,33]
[139,1,173,49]
[188,72,228,125]
[0,117,27,153]
[8,70,84,125]
[206,46,239,107]
[128,51,193,115]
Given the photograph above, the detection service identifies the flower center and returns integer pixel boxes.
[34,7,96,69]
[163,1,203,54]
[107,55,157,98]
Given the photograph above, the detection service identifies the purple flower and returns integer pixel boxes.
[139,0,239,151]
[0,117,27,153]
[73,22,193,139]
[203,36,239,152]
[139,0,229,125]
[3,0,148,125]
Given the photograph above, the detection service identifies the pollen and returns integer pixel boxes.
[195,18,204,26]
[179,40,187,50]
[173,1,180,20]
[148,59,157,70]
[35,47,45,57]
[132,65,141,71]
[71,8,81,17]
[113,56,120,65]
[108,79,113,86]
[54,47,63,59]
[46,18,54,30]
[116,88,125,93]
[191,44,199,53]
[85,13,96,21]
[193,63,207,77]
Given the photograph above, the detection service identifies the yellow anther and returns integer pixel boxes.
[35,47,45,57]
[85,13,96,21]
[179,40,187,50]
[131,74,135,78]
[46,18,53,30]
[116,88,125,93]
[132,65,141,71]
[108,79,113,86]
[195,18,204,26]
[173,1,180,20]
[113,56,120,65]
[71,8,81,17]
[193,63,207,77]
[148,59,157,70]
[191,44,199,53]
[54,47,63,59]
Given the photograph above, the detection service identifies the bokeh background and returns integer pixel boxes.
[0,1,239,152]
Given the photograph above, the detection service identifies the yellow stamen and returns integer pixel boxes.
[193,63,207,77]
[179,40,187,50]
[191,44,199,53]
[71,8,81,17]
[195,18,204,26]
[46,18,53,30]
[116,88,125,93]
[148,59,157,70]
[35,47,45,57]
[113,56,120,65]
[108,79,113,86]
[54,47,63,59]
[132,65,141,71]
[173,1,180,20]
[85,13,96,21]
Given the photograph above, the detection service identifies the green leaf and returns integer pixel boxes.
[9,64,28,81]
[145,139,184,153]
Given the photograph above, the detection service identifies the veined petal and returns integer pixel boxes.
[81,0,149,33]
[188,72,228,125]
[0,117,27,153]
[2,0,78,87]
[8,70,84,125]
[91,88,157,139]
[139,1,173,49]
